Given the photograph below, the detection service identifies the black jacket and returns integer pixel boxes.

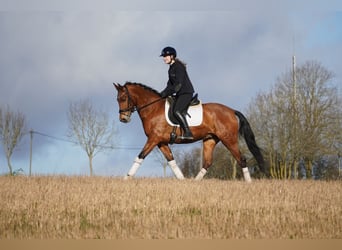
[161,60,194,97]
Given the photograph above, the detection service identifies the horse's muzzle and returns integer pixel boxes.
[119,113,131,123]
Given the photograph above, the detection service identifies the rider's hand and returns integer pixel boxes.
[160,91,168,98]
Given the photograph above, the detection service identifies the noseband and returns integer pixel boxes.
[118,85,163,115]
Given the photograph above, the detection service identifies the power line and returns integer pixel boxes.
[25,129,142,176]
[30,129,142,150]
[32,130,77,144]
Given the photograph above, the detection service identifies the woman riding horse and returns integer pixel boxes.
[160,46,195,140]
[114,82,265,182]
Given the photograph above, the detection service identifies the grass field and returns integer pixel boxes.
[0,176,341,239]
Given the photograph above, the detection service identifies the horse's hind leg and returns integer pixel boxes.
[195,138,218,180]
[221,138,252,183]
[158,143,184,180]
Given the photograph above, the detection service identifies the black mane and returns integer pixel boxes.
[124,81,161,96]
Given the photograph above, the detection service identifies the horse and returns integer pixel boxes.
[113,82,265,182]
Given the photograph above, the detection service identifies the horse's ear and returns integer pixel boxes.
[113,83,121,90]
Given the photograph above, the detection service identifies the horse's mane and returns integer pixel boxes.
[125,81,161,96]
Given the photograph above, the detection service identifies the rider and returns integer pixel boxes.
[159,46,195,140]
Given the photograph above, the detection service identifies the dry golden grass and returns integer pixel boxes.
[0,176,341,239]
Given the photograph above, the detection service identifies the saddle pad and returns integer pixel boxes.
[165,101,203,127]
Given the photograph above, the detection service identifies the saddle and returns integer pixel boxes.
[166,94,201,125]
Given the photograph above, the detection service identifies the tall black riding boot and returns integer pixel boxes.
[174,111,194,140]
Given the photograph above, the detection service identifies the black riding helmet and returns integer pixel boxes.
[160,46,177,57]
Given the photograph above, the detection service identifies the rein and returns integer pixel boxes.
[119,85,164,114]
[136,97,164,112]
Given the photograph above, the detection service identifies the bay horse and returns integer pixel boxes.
[114,82,265,182]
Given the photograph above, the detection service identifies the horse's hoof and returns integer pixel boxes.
[123,175,132,180]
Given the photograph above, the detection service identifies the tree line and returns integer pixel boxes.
[1,59,341,179]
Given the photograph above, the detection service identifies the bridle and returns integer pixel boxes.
[118,85,163,115]
[118,85,136,114]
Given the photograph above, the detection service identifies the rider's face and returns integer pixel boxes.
[163,55,172,64]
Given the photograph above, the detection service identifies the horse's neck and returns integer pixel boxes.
[131,89,162,117]
[130,88,159,107]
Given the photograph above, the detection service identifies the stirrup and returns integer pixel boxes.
[179,135,194,140]
[179,130,194,140]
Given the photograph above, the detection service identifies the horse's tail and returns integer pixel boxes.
[235,110,265,173]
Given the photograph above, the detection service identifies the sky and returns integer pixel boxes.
[0,1,341,177]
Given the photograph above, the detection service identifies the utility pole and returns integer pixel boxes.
[29,129,33,176]
[292,55,297,98]
[339,153,341,178]
[292,54,299,179]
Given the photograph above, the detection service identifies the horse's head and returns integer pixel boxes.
[113,83,135,123]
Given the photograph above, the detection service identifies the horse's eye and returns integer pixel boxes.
[118,96,126,102]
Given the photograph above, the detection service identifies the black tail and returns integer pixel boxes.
[235,111,265,173]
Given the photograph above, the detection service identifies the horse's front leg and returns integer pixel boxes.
[158,143,184,180]
[124,139,157,180]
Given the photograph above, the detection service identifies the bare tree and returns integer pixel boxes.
[67,99,116,176]
[246,60,341,179]
[0,106,26,175]
[295,61,340,178]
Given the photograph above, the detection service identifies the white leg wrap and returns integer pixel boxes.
[124,157,143,180]
[242,167,252,183]
[168,160,184,180]
[195,168,207,181]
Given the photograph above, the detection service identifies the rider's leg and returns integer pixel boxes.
[174,111,193,139]
[173,94,193,140]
